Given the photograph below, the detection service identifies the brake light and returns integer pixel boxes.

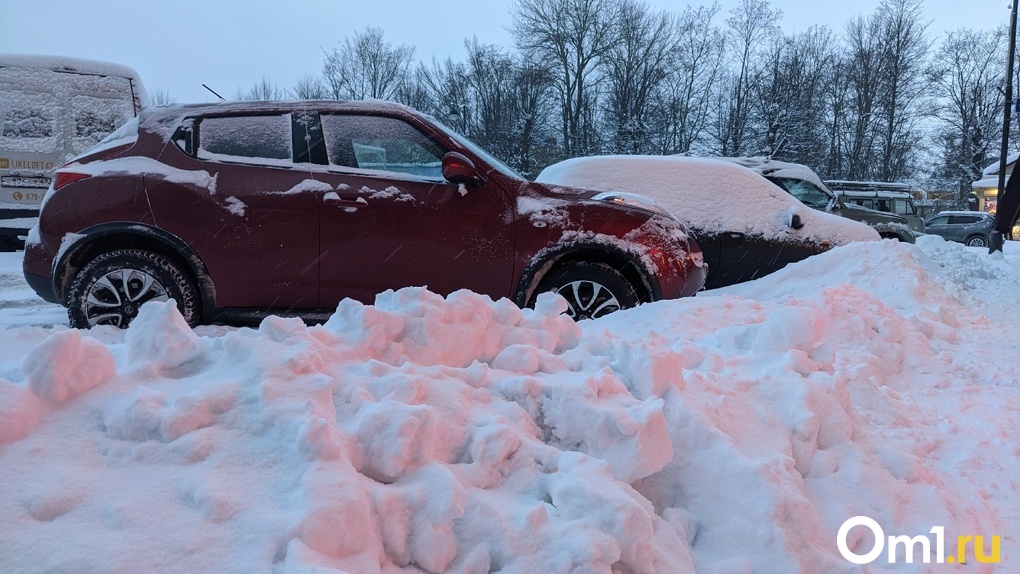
[53,171,91,190]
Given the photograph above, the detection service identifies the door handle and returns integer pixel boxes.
[323,191,368,209]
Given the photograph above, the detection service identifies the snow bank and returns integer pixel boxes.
[0,240,1015,573]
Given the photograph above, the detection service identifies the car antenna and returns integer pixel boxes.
[202,84,226,101]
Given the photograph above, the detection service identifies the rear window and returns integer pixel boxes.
[0,92,60,153]
[0,65,139,156]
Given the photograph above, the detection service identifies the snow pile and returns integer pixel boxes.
[0,239,1016,573]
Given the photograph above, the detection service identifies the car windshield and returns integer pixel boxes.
[428,117,523,180]
[770,177,832,209]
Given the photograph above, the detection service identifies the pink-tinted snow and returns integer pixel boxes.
[0,236,1016,573]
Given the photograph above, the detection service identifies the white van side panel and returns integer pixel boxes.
[0,59,145,211]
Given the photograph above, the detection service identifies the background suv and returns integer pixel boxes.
[23,100,706,328]
[824,180,924,234]
[924,211,994,247]
[721,158,915,243]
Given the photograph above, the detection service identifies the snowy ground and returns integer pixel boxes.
[0,237,1017,573]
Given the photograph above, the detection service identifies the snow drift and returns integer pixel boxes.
[0,237,1016,573]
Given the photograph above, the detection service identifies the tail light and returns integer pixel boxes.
[53,171,90,190]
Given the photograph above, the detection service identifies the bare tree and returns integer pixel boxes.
[412,57,474,134]
[928,27,1006,200]
[654,3,724,155]
[749,27,836,165]
[603,1,680,154]
[512,0,621,156]
[711,0,781,155]
[322,27,415,100]
[292,73,330,99]
[234,77,290,101]
[838,14,884,178]
[874,0,931,181]
[149,89,176,106]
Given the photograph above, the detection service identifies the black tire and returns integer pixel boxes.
[67,249,201,329]
[532,261,639,320]
[965,235,988,248]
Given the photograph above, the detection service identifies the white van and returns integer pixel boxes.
[0,54,149,250]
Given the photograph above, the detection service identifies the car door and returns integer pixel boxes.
[311,112,515,307]
[693,229,819,290]
[948,215,982,242]
[924,215,950,239]
[152,112,320,310]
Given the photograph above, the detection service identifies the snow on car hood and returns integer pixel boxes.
[537,156,880,246]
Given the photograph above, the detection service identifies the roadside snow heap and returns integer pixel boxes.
[0,237,1016,573]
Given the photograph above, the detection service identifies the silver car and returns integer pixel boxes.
[923,211,994,247]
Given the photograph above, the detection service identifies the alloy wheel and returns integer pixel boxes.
[554,280,622,320]
[84,268,170,327]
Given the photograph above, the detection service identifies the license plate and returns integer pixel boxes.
[1,176,51,189]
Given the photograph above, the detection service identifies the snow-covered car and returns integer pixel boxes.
[536,155,880,289]
[0,54,148,251]
[719,157,915,243]
[924,211,995,247]
[22,100,707,328]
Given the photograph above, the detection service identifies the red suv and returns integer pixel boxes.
[23,100,706,328]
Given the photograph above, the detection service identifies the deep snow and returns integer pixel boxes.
[0,236,1017,573]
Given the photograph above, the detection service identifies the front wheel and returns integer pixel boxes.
[532,262,638,320]
[67,249,201,329]
[965,235,988,248]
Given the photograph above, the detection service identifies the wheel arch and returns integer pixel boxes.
[514,242,659,308]
[52,222,215,315]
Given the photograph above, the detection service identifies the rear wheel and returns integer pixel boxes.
[965,235,988,247]
[67,249,201,329]
[532,262,638,320]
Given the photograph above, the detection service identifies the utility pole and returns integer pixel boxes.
[992,0,1020,253]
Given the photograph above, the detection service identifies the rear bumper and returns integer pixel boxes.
[22,240,59,303]
[24,269,58,303]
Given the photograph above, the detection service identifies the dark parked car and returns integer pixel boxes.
[537,156,879,289]
[23,100,706,328]
[719,157,915,243]
[924,211,995,247]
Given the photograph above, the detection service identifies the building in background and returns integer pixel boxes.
[972,152,1020,213]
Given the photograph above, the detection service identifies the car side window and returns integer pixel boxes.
[319,114,446,179]
[949,215,980,225]
[892,199,916,215]
[197,114,293,165]
[927,216,949,225]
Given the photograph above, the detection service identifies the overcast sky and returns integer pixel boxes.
[1,0,1010,104]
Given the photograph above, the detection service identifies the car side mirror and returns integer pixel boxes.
[442,151,485,187]
[790,213,805,229]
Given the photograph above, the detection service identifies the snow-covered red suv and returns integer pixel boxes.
[23,100,706,328]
